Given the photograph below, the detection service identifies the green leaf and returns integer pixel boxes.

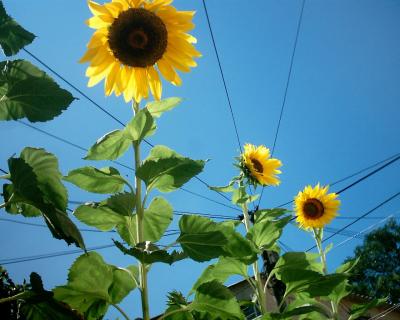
[260,304,330,320]
[85,129,130,161]
[143,196,173,242]
[116,216,137,246]
[274,252,323,280]
[247,216,292,251]
[218,221,258,264]
[254,208,289,223]
[348,297,387,320]
[114,241,187,265]
[100,192,135,216]
[54,252,137,320]
[209,181,235,193]
[64,166,126,194]
[0,60,75,122]
[177,215,227,262]
[7,148,84,249]
[231,187,248,205]
[0,2,35,56]
[191,257,248,292]
[124,107,155,142]
[74,204,126,231]
[335,257,360,274]
[136,145,205,193]
[2,183,41,217]
[190,281,244,320]
[146,97,182,118]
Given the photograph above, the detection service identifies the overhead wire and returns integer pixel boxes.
[258,0,306,208]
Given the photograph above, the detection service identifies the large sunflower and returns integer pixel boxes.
[294,184,340,229]
[80,0,201,103]
[241,144,282,186]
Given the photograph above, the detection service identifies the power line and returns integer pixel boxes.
[274,152,400,209]
[258,0,306,208]
[369,302,400,320]
[306,191,400,252]
[201,0,242,153]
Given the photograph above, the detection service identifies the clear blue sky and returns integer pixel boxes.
[1,0,400,318]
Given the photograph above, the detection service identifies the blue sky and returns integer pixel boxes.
[1,0,400,318]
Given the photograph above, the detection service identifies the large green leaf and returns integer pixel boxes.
[7,148,84,249]
[116,216,137,246]
[190,281,244,320]
[218,221,258,264]
[254,208,289,223]
[124,107,155,142]
[0,2,35,56]
[74,204,126,231]
[146,97,182,118]
[64,166,126,194]
[0,60,75,122]
[54,252,137,320]
[191,257,248,292]
[114,241,187,265]
[101,192,135,216]
[85,129,131,161]
[274,252,323,280]
[3,183,41,217]
[177,215,228,262]
[247,216,291,251]
[136,145,205,193]
[143,196,173,242]
[260,304,329,320]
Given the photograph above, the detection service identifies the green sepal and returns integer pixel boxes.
[0,3,35,56]
[53,252,138,320]
[177,215,228,262]
[64,166,127,194]
[114,240,187,265]
[146,97,182,118]
[136,145,205,193]
[85,129,131,161]
[0,60,75,122]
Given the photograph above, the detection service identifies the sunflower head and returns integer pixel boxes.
[240,144,282,186]
[80,0,201,103]
[294,184,340,229]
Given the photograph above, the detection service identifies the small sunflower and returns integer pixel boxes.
[294,184,340,229]
[241,144,282,186]
[80,0,201,103]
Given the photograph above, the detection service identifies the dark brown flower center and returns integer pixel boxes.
[108,8,168,67]
[251,159,263,173]
[303,199,324,219]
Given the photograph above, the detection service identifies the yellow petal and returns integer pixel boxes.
[147,66,162,100]
[86,15,113,29]
[134,68,148,102]
[105,62,120,96]
[79,48,97,63]
[123,67,135,102]
[157,58,182,86]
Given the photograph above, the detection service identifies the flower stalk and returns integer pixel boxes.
[132,100,150,320]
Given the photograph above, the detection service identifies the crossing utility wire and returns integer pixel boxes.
[258,0,306,209]
[306,191,400,252]
[22,48,232,204]
[201,0,242,153]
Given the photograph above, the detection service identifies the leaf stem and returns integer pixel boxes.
[242,202,268,314]
[0,291,27,304]
[312,228,338,319]
[112,304,131,320]
[133,100,150,320]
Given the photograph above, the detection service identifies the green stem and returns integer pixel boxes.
[312,228,338,320]
[133,100,150,320]
[242,203,268,314]
[0,292,26,304]
[112,304,131,320]
[0,202,6,209]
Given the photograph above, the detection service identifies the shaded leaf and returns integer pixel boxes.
[260,304,329,320]
[348,297,387,320]
[146,97,182,118]
[0,60,74,122]
[3,183,41,217]
[64,166,126,194]
[136,145,205,193]
[100,192,135,216]
[85,130,130,161]
[177,215,227,262]
[190,281,244,320]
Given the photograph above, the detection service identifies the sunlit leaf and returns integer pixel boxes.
[64,166,126,194]
[0,2,35,56]
[146,97,182,118]
[74,204,126,231]
[0,60,75,122]
[124,107,155,142]
[143,196,173,242]
[254,208,289,223]
[136,145,205,193]
[85,129,130,161]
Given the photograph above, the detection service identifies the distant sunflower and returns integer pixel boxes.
[80,0,201,102]
[294,184,340,229]
[241,144,282,186]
